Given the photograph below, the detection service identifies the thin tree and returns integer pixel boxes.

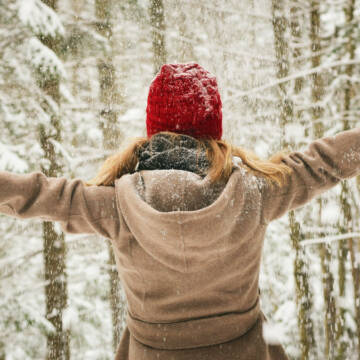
[37,0,69,359]
[272,1,315,358]
[271,0,291,142]
[174,0,195,63]
[249,0,256,90]
[69,0,82,99]
[309,1,337,357]
[95,0,124,352]
[149,0,167,74]
[290,3,316,358]
[338,1,360,358]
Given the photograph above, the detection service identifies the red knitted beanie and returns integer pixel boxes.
[146,63,222,140]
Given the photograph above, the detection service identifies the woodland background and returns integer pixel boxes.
[1,0,360,359]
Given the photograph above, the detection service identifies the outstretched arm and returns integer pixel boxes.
[0,171,120,239]
[261,127,360,223]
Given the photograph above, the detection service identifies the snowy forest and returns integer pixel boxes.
[0,0,360,359]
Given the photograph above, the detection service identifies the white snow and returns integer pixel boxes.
[18,0,65,37]
[0,143,29,172]
[26,37,66,79]
[262,320,287,345]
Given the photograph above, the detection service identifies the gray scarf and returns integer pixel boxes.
[136,133,210,177]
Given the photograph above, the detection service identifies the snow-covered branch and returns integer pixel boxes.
[300,232,360,246]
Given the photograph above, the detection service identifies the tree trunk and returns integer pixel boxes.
[349,233,360,359]
[272,2,315,358]
[336,182,350,359]
[249,0,256,90]
[340,1,360,358]
[149,0,167,74]
[174,0,195,63]
[70,0,82,99]
[95,0,124,353]
[38,1,69,359]
[0,342,5,360]
[290,7,316,358]
[290,3,305,116]
[310,2,337,357]
[318,230,337,359]
[289,212,315,359]
[271,0,291,146]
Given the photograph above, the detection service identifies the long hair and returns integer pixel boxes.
[84,131,292,188]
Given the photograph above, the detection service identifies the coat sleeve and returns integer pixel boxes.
[0,171,120,239]
[261,127,360,223]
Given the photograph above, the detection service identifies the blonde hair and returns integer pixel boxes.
[84,132,292,188]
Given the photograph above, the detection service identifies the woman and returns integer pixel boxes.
[0,62,359,360]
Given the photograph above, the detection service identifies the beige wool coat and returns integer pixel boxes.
[1,128,360,360]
